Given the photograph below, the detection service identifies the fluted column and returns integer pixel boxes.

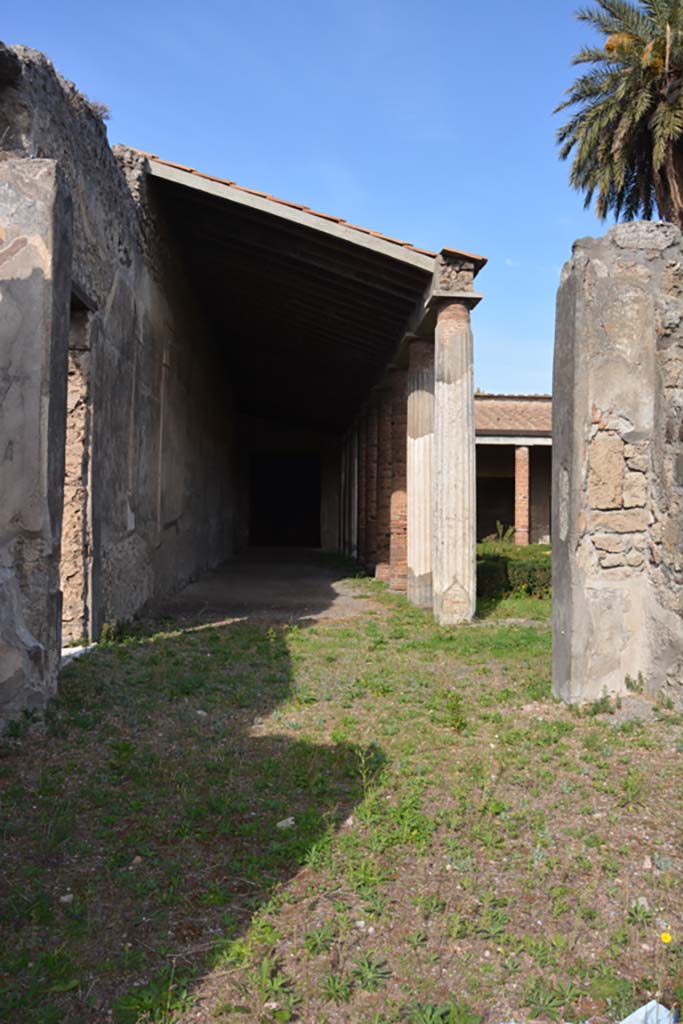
[407,340,434,607]
[432,301,476,625]
[389,369,408,592]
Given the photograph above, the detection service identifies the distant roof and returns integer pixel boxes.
[141,151,487,273]
[475,393,552,436]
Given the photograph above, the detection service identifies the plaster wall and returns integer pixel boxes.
[0,48,236,718]
[0,159,71,722]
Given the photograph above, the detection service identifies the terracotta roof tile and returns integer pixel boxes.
[475,394,552,436]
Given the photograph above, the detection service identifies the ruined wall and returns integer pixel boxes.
[61,308,93,642]
[553,222,683,705]
[0,159,71,720]
[0,47,236,717]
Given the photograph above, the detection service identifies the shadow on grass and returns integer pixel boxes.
[0,585,385,1022]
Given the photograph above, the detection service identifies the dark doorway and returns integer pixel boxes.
[249,452,321,547]
[476,477,514,541]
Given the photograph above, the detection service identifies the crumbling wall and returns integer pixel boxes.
[0,46,236,719]
[553,221,683,705]
[61,308,93,643]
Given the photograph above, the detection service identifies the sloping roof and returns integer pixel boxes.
[141,152,487,273]
[475,394,552,436]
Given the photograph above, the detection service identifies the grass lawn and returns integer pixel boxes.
[1,578,683,1024]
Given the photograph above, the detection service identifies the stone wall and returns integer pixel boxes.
[0,46,236,720]
[0,159,71,721]
[61,307,93,642]
[553,221,683,705]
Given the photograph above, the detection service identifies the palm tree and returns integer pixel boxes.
[557,1,683,227]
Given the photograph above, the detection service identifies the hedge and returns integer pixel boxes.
[476,541,551,598]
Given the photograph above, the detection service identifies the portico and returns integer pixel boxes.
[0,42,486,720]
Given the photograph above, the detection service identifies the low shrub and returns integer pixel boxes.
[476,555,509,598]
[507,553,551,595]
[476,541,551,599]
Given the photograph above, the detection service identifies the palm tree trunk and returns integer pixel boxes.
[654,144,683,228]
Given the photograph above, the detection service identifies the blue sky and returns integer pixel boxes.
[7,1,608,394]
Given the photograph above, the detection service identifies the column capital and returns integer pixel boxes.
[427,250,484,310]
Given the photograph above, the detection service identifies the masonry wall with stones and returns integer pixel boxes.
[61,309,93,642]
[0,47,236,720]
[553,221,683,705]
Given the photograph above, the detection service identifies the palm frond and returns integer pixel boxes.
[556,0,683,223]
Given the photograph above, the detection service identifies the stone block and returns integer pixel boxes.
[625,454,648,473]
[623,471,648,508]
[587,432,624,509]
[588,508,648,533]
[600,552,626,568]
[593,533,625,553]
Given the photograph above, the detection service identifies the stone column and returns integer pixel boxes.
[514,445,530,546]
[357,410,367,565]
[552,222,683,705]
[365,395,379,570]
[0,160,72,724]
[375,385,393,581]
[432,301,476,625]
[407,340,434,607]
[389,369,408,592]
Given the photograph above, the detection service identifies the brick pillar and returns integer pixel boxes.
[389,369,407,591]
[514,445,530,546]
[365,395,379,569]
[357,411,367,565]
[375,386,393,581]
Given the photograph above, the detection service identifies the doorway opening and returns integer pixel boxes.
[249,452,321,547]
[476,476,514,542]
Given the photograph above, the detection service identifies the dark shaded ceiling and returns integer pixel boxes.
[150,173,433,432]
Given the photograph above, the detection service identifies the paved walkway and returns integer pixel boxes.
[150,548,375,624]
